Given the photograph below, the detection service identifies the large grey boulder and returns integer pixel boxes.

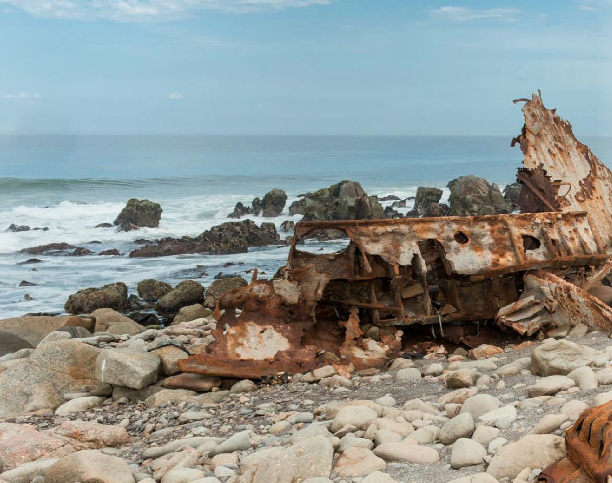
[414,187,443,216]
[237,436,333,483]
[44,450,135,483]
[137,279,173,302]
[204,277,248,308]
[338,182,385,220]
[289,180,385,221]
[261,188,287,217]
[64,283,128,314]
[0,316,94,347]
[91,309,144,336]
[531,339,609,376]
[155,280,205,315]
[448,175,508,216]
[0,340,106,418]
[486,435,565,480]
[172,304,212,325]
[439,413,474,444]
[95,349,160,390]
[114,198,162,232]
[0,332,33,357]
[503,182,522,212]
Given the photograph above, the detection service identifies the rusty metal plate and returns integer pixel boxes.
[497,270,612,336]
[539,400,612,483]
[514,92,612,250]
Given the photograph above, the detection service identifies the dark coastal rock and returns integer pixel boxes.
[228,202,253,219]
[414,187,443,215]
[64,282,128,314]
[0,339,105,419]
[7,224,48,232]
[448,175,509,216]
[504,182,522,212]
[68,247,93,256]
[391,199,407,208]
[128,312,161,327]
[0,331,33,357]
[127,294,146,311]
[19,280,36,287]
[338,181,385,220]
[261,188,287,217]
[379,195,401,202]
[95,222,113,228]
[20,243,75,255]
[129,219,281,258]
[98,249,121,256]
[252,197,262,216]
[422,202,450,217]
[17,259,42,265]
[155,280,205,315]
[280,220,295,232]
[113,198,162,231]
[6,224,30,232]
[384,206,404,219]
[204,277,248,308]
[289,180,385,221]
[137,279,173,302]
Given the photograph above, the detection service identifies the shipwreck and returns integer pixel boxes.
[178,92,612,380]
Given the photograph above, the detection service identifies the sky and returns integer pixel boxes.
[0,0,611,135]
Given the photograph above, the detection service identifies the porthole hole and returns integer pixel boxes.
[454,231,469,244]
[522,234,541,252]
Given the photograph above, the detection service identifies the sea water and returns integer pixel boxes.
[1,135,611,318]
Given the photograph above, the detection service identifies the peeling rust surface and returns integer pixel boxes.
[515,92,612,250]
[497,270,612,336]
[539,400,612,483]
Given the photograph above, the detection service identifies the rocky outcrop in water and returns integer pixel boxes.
[20,243,76,255]
[261,188,287,217]
[448,175,509,216]
[6,224,49,232]
[114,199,162,232]
[289,180,385,221]
[503,182,522,212]
[64,282,129,314]
[414,187,443,215]
[228,202,253,219]
[129,220,281,258]
[227,188,287,219]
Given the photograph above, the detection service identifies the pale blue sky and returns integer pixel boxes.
[0,0,610,135]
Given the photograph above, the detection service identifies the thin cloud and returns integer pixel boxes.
[3,92,41,99]
[168,92,185,100]
[431,6,520,22]
[579,0,612,11]
[0,0,335,22]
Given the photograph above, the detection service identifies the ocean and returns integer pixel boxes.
[1,134,611,318]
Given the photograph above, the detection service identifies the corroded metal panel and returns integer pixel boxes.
[514,92,612,250]
[293,211,605,277]
[497,270,612,336]
[539,400,612,483]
